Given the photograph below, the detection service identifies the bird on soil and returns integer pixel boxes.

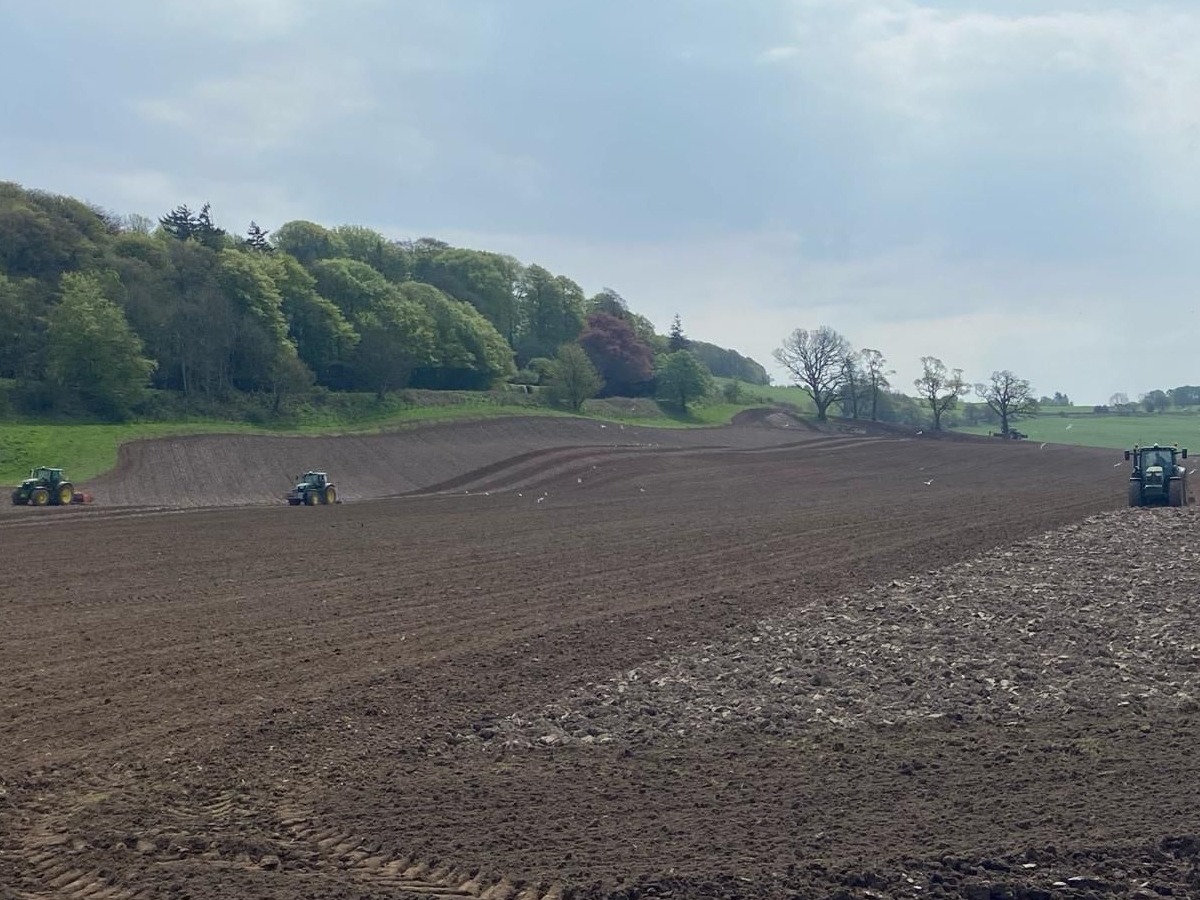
[1039,442,1047,449]
[922,478,934,486]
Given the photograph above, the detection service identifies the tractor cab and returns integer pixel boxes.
[1125,443,1189,507]
[297,471,327,489]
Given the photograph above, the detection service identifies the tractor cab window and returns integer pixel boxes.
[1140,450,1172,470]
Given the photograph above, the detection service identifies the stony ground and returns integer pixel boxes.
[2,417,1195,900]
[480,508,1200,750]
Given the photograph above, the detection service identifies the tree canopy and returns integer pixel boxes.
[656,350,713,412]
[0,179,771,420]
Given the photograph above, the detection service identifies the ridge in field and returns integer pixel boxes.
[3,411,991,513]
[71,412,915,510]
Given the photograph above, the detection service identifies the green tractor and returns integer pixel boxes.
[1125,444,1190,507]
[286,471,338,506]
[11,466,84,506]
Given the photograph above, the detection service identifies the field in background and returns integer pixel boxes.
[956,411,1200,451]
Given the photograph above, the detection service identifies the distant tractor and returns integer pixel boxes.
[287,471,338,506]
[11,466,92,506]
[1125,444,1189,507]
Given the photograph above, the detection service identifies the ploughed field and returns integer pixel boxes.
[3,417,1198,900]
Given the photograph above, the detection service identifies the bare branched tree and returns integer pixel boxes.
[860,348,893,421]
[914,356,969,430]
[976,370,1037,436]
[774,326,850,421]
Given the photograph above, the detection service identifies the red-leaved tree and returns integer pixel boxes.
[577,313,655,397]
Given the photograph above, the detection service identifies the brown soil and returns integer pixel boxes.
[2,417,1192,900]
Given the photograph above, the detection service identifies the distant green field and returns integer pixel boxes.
[712,378,815,411]
[956,413,1200,452]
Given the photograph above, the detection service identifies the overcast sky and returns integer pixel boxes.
[3,0,1198,403]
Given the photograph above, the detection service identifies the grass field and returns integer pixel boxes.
[956,412,1200,452]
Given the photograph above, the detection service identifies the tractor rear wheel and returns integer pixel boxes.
[324,485,337,505]
[31,487,50,506]
[56,483,74,505]
[305,491,318,506]
[1128,482,1143,507]
[1169,480,1184,507]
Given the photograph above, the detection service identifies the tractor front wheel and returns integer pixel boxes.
[11,490,24,506]
[31,487,50,506]
[324,485,337,505]
[1128,482,1143,507]
[56,483,74,505]
[305,491,318,506]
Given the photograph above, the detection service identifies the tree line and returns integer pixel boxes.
[1098,387,1200,415]
[774,325,1044,434]
[0,182,769,420]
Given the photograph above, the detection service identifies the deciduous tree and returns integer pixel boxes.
[352,295,434,399]
[514,265,586,362]
[860,348,892,421]
[773,326,849,421]
[578,312,655,396]
[656,350,713,412]
[46,272,155,417]
[976,370,1038,436]
[272,220,347,267]
[547,343,602,411]
[915,356,968,430]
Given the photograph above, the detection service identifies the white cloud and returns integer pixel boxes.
[158,0,315,40]
[757,45,801,64]
[775,1,1200,201]
[135,59,377,155]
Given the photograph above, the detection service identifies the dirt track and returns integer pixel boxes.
[3,416,1195,899]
